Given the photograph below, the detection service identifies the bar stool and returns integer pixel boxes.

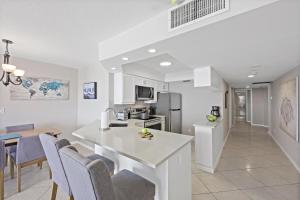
[59,146,155,200]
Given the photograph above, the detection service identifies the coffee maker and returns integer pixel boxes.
[211,106,220,118]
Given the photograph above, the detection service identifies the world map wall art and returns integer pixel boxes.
[279,76,299,142]
[10,77,70,100]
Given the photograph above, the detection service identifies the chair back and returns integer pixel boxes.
[6,124,34,133]
[0,140,5,170]
[60,146,115,200]
[39,134,72,195]
[16,135,45,164]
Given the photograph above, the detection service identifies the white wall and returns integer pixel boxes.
[0,57,78,141]
[271,66,300,171]
[77,65,109,127]
[252,87,269,126]
[169,80,229,136]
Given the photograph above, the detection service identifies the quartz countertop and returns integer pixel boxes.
[193,119,222,129]
[73,120,193,168]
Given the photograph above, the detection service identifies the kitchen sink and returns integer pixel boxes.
[109,123,128,127]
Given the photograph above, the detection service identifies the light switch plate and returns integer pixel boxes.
[0,107,5,114]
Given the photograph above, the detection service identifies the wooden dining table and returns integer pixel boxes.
[0,128,62,146]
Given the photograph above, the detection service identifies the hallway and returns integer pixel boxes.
[192,121,300,200]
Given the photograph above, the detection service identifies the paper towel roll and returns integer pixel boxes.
[101,111,109,129]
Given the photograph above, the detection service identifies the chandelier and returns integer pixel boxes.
[0,39,25,86]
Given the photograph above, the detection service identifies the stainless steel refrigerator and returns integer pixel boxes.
[156,93,182,133]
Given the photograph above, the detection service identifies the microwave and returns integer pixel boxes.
[135,85,154,101]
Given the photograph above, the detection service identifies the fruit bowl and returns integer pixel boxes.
[206,115,217,122]
[139,128,154,140]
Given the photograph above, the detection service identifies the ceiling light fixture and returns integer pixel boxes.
[111,67,117,70]
[122,57,129,61]
[160,61,172,67]
[248,74,255,78]
[0,39,25,86]
[148,49,157,53]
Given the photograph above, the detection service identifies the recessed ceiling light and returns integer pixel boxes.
[122,57,129,61]
[148,49,157,53]
[248,74,255,78]
[111,67,117,70]
[160,61,172,67]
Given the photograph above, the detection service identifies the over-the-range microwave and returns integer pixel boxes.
[135,85,154,101]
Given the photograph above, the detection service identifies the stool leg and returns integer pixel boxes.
[0,170,4,200]
[68,196,74,200]
[51,182,58,200]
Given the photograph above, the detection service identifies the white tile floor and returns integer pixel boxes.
[192,121,300,200]
[4,121,300,200]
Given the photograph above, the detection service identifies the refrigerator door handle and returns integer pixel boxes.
[170,109,181,111]
[169,111,171,132]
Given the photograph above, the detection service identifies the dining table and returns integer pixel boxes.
[0,128,61,146]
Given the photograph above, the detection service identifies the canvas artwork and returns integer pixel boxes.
[10,77,70,100]
[279,76,299,142]
[83,82,97,99]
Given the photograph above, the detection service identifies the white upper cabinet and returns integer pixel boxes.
[114,72,168,105]
[194,66,221,90]
[157,82,169,92]
[134,76,155,87]
[114,72,135,104]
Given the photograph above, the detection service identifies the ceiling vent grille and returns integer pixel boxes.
[169,0,229,30]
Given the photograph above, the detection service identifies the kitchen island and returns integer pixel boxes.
[73,120,193,200]
[193,120,228,173]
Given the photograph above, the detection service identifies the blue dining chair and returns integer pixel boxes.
[59,146,155,200]
[5,124,34,177]
[0,140,5,200]
[9,135,47,192]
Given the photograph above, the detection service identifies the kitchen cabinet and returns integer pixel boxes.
[114,72,168,104]
[114,72,135,104]
[134,77,155,87]
[157,82,169,92]
[194,66,221,90]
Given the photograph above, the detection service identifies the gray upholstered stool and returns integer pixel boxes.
[59,146,155,200]
[39,134,115,200]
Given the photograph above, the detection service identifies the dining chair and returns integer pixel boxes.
[9,135,47,192]
[39,134,115,200]
[0,140,5,200]
[59,146,155,200]
[5,124,34,171]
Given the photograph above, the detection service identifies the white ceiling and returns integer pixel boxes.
[0,0,171,68]
[123,53,191,74]
[103,0,300,87]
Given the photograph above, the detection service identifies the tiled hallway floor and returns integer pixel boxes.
[4,122,300,200]
[192,122,300,200]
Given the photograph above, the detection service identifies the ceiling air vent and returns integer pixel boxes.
[169,0,229,30]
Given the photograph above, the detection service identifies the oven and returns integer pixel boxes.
[144,118,162,131]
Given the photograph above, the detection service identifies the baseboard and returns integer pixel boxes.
[196,163,215,174]
[212,128,231,173]
[71,141,95,152]
[251,123,270,128]
[270,132,300,173]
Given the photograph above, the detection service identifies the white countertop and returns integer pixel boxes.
[73,120,193,168]
[193,119,222,129]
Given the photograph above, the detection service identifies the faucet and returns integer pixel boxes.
[105,108,117,119]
